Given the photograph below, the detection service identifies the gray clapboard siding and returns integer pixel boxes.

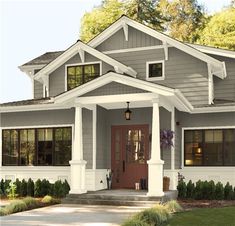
[48,52,113,97]
[211,55,235,102]
[1,109,74,127]
[82,82,148,97]
[107,47,209,106]
[174,110,235,169]
[34,80,43,99]
[96,26,161,52]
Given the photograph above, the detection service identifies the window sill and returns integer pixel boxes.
[146,77,165,81]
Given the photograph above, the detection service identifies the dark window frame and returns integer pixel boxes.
[147,61,164,80]
[184,128,235,167]
[67,63,101,90]
[2,127,72,166]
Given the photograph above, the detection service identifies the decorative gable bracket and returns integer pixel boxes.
[122,21,128,41]
[163,41,168,60]
[78,47,85,63]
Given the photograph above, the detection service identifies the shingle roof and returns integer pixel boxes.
[0,98,53,107]
[22,51,64,66]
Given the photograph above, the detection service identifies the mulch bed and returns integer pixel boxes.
[178,199,235,210]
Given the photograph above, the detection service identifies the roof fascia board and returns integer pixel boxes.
[191,106,235,113]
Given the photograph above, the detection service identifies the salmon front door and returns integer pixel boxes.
[111,125,149,189]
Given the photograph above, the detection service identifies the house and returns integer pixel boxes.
[0,16,235,197]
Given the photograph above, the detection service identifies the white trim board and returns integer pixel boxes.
[89,16,226,79]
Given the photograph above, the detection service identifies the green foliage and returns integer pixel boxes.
[20,179,27,197]
[41,179,51,196]
[177,180,187,198]
[15,178,21,196]
[186,180,195,199]
[4,180,11,196]
[53,180,64,198]
[22,197,40,209]
[164,200,183,213]
[207,180,216,200]
[4,200,27,214]
[62,180,70,196]
[27,178,34,197]
[34,179,42,197]
[41,195,60,204]
[194,180,204,200]
[0,207,6,216]
[122,218,149,226]
[6,181,17,199]
[0,179,5,196]
[215,182,224,200]
[224,182,233,200]
[198,8,235,50]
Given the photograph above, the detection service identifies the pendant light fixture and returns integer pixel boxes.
[124,102,132,120]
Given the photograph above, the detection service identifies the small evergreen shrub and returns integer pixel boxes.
[215,182,224,200]
[186,180,195,199]
[4,180,11,196]
[0,179,5,196]
[54,180,64,198]
[49,183,54,196]
[22,197,40,209]
[6,181,17,199]
[62,180,70,196]
[41,179,51,196]
[224,182,233,200]
[164,200,183,213]
[202,181,210,199]
[194,180,204,200]
[20,179,27,197]
[34,179,42,197]
[207,180,216,200]
[27,178,34,197]
[177,180,187,198]
[15,178,21,196]
[4,200,27,214]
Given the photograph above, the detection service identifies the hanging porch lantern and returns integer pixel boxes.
[124,102,132,120]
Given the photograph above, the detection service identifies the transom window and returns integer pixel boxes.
[146,61,164,80]
[184,129,235,166]
[67,63,100,90]
[2,127,72,166]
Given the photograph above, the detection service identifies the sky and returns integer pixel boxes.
[0,0,232,103]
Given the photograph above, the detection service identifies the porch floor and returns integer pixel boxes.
[63,189,178,206]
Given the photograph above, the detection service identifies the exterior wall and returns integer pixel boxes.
[107,47,209,106]
[34,80,43,99]
[174,110,235,186]
[82,82,148,97]
[96,26,161,52]
[211,55,235,102]
[48,53,113,97]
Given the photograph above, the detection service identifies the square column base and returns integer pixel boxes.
[69,160,87,194]
[147,159,164,197]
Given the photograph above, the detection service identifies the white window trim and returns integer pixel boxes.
[146,60,165,81]
[181,126,235,169]
[64,61,102,91]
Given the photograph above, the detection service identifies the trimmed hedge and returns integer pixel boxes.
[0,178,70,198]
[177,180,235,200]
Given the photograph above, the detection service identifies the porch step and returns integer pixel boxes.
[62,190,178,206]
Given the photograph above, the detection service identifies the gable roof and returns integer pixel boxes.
[88,15,227,79]
[34,41,137,83]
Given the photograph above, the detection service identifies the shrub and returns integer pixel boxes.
[49,183,54,196]
[20,179,27,197]
[177,180,187,198]
[41,179,51,196]
[62,180,70,196]
[215,182,224,200]
[41,195,60,204]
[4,180,11,196]
[0,207,6,216]
[27,178,34,197]
[186,180,195,199]
[54,180,64,198]
[224,182,233,200]
[0,179,5,196]
[15,178,21,196]
[6,181,17,199]
[201,181,210,199]
[164,200,183,213]
[34,179,42,197]
[4,200,27,214]
[207,180,216,200]
[194,180,204,200]
[122,217,149,226]
[22,197,40,209]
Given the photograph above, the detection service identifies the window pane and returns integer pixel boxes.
[37,129,53,166]
[224,129,235,166]
[184,130,203,166]
[20,129,35,166]
[54,128,72,166]
[2,130,18,165]
[149,63,162,78]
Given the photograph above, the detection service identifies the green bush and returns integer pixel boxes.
[34,179,42,197]
[164,200,183,213]
[20,179,27,197]
[41,195,60,204]
[186,180,195,199]
[215,182,224,200]
[15,178,21,196]
[0,207,6,216]
[4,180,11,196]
[4,200,27,214]
[201,181,210,199]
[194,180,204,200]
[207,180,216,200]
[122,217,149,226]
[224,182,233,200]
[41,179,51,196]
[62,180,70,196]
[0,179,5,196]
[22,197,40,209]
[6,181,17,199]
[177,181,187,199]
[27,178,34,197]
[54,180,64,198]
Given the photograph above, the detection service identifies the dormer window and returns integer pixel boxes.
[66,62,101,91]
[146,60,165,81]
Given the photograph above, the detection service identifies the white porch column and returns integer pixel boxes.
[69,106,87,194]
[147,101,164,197]
[92,105,97,170]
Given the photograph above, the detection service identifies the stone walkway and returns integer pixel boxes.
[0,204,147,226]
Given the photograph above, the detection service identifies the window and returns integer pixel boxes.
[67,63,100,90]
[146,61,164,80]
[184,129,235,166]
[2,127,72,166]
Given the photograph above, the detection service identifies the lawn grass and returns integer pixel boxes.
[167,206,235,226]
